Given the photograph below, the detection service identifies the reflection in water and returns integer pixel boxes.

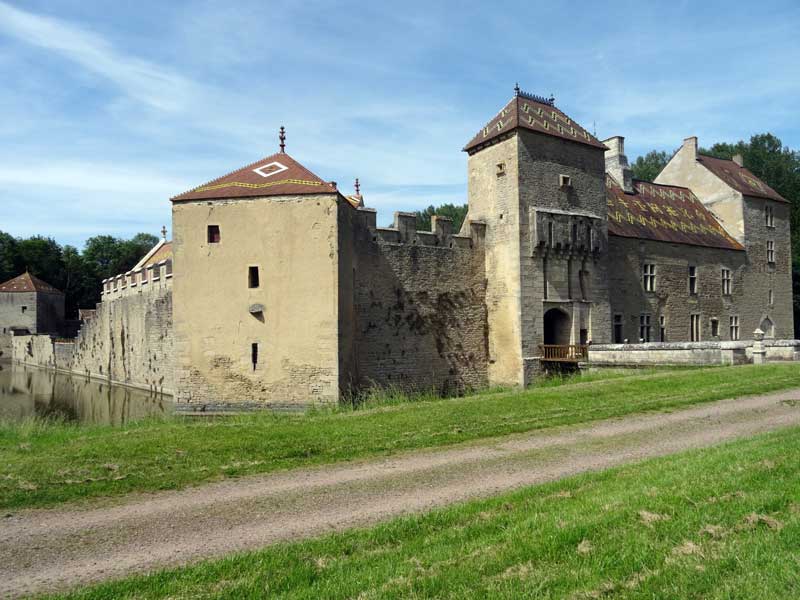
[0,360,174,425]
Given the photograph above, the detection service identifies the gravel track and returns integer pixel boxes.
[3,388,800,598]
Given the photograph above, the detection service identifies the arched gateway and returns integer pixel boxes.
[543,308,571,346]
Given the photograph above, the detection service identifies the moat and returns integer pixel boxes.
[0,360,174,425]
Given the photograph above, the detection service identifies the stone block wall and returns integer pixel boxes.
[12,282,174,394]
[345,209,489,396]
[608,237,750,343]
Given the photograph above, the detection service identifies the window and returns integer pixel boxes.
[659,315,666,342]
[642,263,656,292]
[639,313,652,342]
[496,162,506,177]
[710,318,719,337]
[572,223,578,245]
[613,314,623,343]
[248,266,260,289]
[21,305,27,313]
[251,343,259,370]
[587,224,594,250]
[767,240,775,264]
[559,174,572,187]
[547,222,554,247]
[688,265,697,295]
[721,268,731,295]
[769,289,774,305]
[690,314,701,341]
[542,257,548,300]
[207,225,221,244]
[765,204,774,228]
[729,316,740,341]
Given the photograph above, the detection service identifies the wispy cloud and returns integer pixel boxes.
[0,1,194,111]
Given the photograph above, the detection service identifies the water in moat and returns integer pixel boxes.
[0,360,174,425]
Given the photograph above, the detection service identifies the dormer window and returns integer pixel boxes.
[559,174,572,188]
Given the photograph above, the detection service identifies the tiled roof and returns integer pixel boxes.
[464,91,606,153]
[172,152,338,202]
[606,176,744,251]
[142,242,172,268]
[0,272,64,294]
[697,154,787,202]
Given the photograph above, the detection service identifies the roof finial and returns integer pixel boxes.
[161,225,167,241]
[514,82,520,97]
[354,178,360,195]
[279,125,286,153]
[549,93,555,105]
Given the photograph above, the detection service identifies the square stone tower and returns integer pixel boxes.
[463,88,611,386]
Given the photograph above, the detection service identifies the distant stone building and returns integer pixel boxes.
[0,272,65,356]
[12,87,795,404]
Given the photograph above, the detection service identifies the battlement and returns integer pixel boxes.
[355,208,486,250]
[100,258,173,302]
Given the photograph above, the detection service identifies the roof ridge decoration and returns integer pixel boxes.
[464,86,605,153]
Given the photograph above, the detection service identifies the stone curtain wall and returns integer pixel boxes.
[347,210,489,396]
[589,340,800,366]
[13,283,174,394]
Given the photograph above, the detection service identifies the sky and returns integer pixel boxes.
[1,0,799,248]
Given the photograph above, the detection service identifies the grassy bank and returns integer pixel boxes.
[50,424,800,599]
[2,363,800,510]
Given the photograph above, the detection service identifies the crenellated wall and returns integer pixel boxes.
[341,208,489,396]
[12,268,174,395]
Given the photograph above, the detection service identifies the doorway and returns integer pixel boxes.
[543,308,571,345]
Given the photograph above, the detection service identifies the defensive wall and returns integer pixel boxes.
[344,210,489,396]
[12,258,174,395]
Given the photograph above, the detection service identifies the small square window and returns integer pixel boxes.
[207,225,221,244]
[21,305,27,313]
[248,266,260,289]
[496,162,506,176]
[559,174,572,188]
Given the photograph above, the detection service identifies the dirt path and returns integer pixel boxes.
[4,389,800,598]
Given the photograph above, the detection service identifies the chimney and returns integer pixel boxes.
[732,154,744,167]
[602,135,634,193]
[683,136,698,161]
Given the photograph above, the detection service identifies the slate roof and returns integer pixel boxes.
[0,272,64,294]
[606,176,744,251]
[172,152,338,202]
[697,154,787,202]
[464,90,606,153]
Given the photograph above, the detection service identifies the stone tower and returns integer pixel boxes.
[463,87,611,387]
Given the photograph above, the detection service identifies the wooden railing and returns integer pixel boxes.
[538,344,588,362]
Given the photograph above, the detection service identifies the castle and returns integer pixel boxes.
[8,87,794,404]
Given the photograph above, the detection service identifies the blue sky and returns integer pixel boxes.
[1,0,798,248]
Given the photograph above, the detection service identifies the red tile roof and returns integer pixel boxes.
[0,272,64,294]
[171,152,338,202]
[607,176,744,251]
[142,242,172,268]
[697,154,787,202]
[464,91,606,153]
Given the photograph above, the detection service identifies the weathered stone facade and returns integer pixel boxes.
[12,88,795,405]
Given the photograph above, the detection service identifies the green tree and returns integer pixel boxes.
[414,203,469,233]
[630,150,671,182]
[15,236,64,288]
[0,231,18,282]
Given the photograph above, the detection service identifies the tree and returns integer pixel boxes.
[0,231,18,283]
[15,236,64,288]
[414,203,469,233]
[630,150,671,182]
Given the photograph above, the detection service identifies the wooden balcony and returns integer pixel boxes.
[538,344,588,362]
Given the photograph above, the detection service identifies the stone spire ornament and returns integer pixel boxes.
[161,225,168,241]
[279,126,286,153]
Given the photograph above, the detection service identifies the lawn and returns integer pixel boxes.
[2,363,800,510]
[48,423,800,599]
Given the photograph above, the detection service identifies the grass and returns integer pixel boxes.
[48,424,800,599]
[2,363,800,510]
